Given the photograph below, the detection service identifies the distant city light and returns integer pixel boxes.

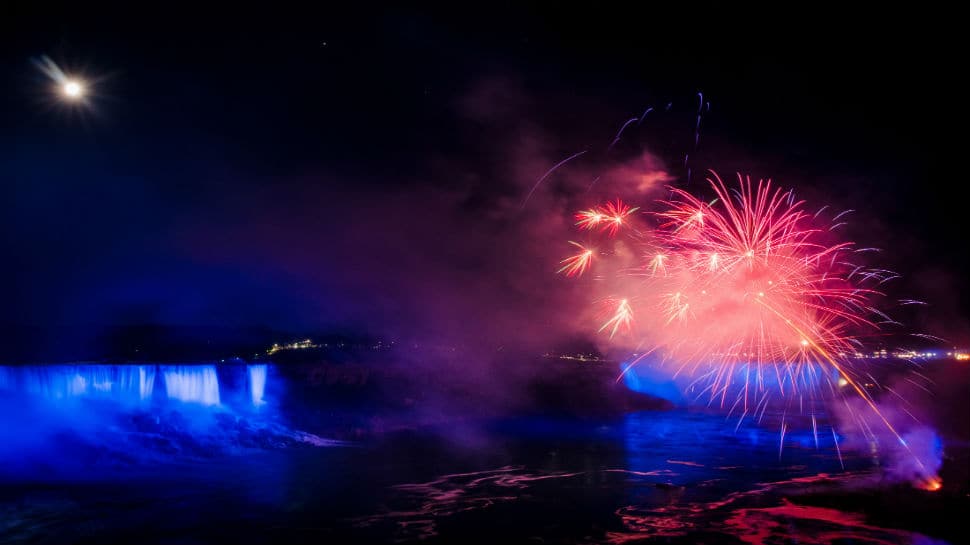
[267,339,318,355]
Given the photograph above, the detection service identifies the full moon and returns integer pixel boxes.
[63,80,83,98]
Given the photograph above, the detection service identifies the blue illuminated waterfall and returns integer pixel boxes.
[0,363,272,409]
[162,365,221,405]
[248,364,267,407]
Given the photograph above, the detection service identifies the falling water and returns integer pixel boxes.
[0,365,158,403]
[248,365,267,407]
[162,365,220,406]
[0,363,271,408]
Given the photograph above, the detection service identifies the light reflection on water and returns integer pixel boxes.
[347,412,924,543]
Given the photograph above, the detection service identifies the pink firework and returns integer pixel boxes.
[598,298,634,339]
[575,209,607,230]
[559,172,936,481]
[557,241,595,277]
[563,173,884,400]
[645,173,880,403]
[600,199,640,236]
[575,200,639,236]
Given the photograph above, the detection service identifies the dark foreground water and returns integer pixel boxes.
[1,364,966,544]
[2,411,966,544]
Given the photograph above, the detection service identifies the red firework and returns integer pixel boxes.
[557,241,595,277]
[560,173,925,454]
[555,160,940,486]
[575,199,639,237]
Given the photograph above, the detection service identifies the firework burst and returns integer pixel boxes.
[644,174,881,404]
[559,171,937,482]
[564,173,883,399]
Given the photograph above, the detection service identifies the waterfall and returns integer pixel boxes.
[161,365,221,406]
[0,365,158,403]
[248,364,268,407]
[0,363,272,409]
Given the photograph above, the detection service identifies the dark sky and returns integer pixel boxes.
[1,6,966,350]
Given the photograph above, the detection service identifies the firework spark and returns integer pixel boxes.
[576,199,639,236]
[599,298,634,339]
[557,241,594,277]
[600,199,640,236]
[575,209,607,230]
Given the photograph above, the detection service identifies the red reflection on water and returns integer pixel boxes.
[724,498,932,545]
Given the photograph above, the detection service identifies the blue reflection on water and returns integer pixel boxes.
[620,360,685,405]
[619,356,844,414]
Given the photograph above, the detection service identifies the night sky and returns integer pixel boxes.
[2,6,966,358]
